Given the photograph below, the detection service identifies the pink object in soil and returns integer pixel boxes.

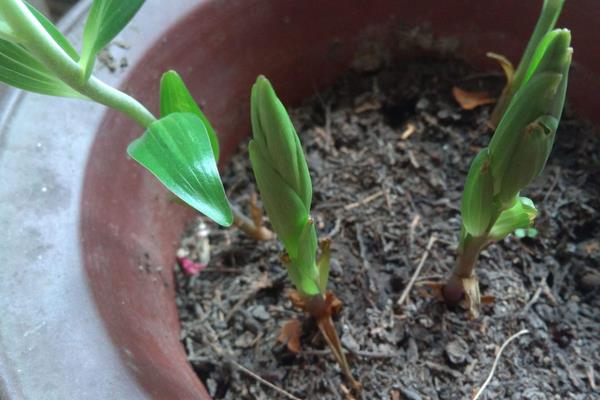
[177,257,207,275]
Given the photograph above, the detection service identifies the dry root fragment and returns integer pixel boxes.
[452,87,496,110]
[278,319,303,353]
[286,290,362,391]
[443,276,482,318]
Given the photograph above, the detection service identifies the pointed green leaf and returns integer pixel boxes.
[523,29,570,84]
[159,70,219,159]
[511,0,565,90]
[25,1,79,61]
[0,39,83,98]
[80,0,145,81]
[127,112,232,226]
[251,76,312,209]
[489,197,537,241]
[489,0,564,125]
[461,148,495,237]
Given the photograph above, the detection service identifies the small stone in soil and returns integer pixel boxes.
[445,337,469,365]
[251,305,270,322]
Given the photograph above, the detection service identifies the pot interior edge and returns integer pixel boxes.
[80,1,600,398]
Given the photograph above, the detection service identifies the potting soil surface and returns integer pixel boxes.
[175,55,600,400]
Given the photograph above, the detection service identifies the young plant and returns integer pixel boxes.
[249,76,361,390]
[0,0,272,238]
[443,29,572,316]
[488,0,565,127]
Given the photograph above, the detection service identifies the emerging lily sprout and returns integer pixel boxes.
[444,28,572,316]
[249,76,360,389]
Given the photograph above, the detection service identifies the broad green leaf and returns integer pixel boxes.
[127,112,232,226]
[80,0,145,80]
[159,70,219,159]
[0,39,83,98]
[25,1,79,61]
[489,197,537,241]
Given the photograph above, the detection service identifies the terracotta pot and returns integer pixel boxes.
[0,0,598,398]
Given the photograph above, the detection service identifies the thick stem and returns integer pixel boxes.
[3,0,156,128]
[443,234,489,306]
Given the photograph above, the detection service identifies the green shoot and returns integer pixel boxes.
[249,76,360,389]
[249,76,320,297]
[489,0,565,127]
[445,28,572,316]
[0,0,233,227]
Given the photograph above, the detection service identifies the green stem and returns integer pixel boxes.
[2,0,156,128]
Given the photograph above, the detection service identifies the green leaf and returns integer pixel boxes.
[251,75,312,209]
[522,29,570,84]
[80,0,145,81]
[249,140,309,256]
[127,112,232,226]
[0,39,83,98]
[489,197,537,241]
[159,70,219,159]
[25,1,79,61]
[489,72,562,202]
[496,115,557,205]
[511,0,565,89]
[461,148,495,237]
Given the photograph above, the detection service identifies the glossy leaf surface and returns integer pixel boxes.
[127,112,232,226]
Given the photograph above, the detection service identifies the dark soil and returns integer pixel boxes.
[175,55,600,399]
